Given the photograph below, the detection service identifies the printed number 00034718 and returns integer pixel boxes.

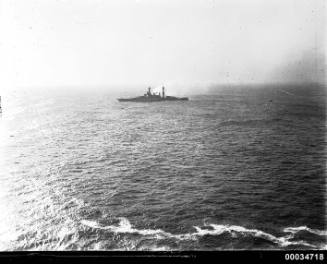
[285,254,324,261]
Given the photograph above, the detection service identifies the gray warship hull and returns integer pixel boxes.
[118,96,188,102]
[117,86,188,102]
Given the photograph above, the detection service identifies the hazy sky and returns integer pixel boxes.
[0,0,325,92]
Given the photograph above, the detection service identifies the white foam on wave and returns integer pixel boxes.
[81,218,324,248]
[81,217,195,240]
[197,224,317,248]
[283,226,327,236]
[81,220,100,230]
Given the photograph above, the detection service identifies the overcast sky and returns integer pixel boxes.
[0,0,325,92]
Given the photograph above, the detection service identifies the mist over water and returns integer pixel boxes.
[1,0,325,89]
[0,84,325,250]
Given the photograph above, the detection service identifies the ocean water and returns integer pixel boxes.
[0,85,325,250]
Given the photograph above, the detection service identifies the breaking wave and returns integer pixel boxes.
[81,218,326,249]
[283,226,327,237]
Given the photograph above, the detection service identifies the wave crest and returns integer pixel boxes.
[81,218,325,249]
[283,226,327,236]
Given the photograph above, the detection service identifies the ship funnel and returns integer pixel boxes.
[162,86,165,98]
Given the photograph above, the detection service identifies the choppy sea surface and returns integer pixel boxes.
[0,85,326,250]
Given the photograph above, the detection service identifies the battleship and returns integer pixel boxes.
[118,86,188,102]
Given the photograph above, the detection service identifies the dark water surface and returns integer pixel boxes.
[0,85,325,250]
